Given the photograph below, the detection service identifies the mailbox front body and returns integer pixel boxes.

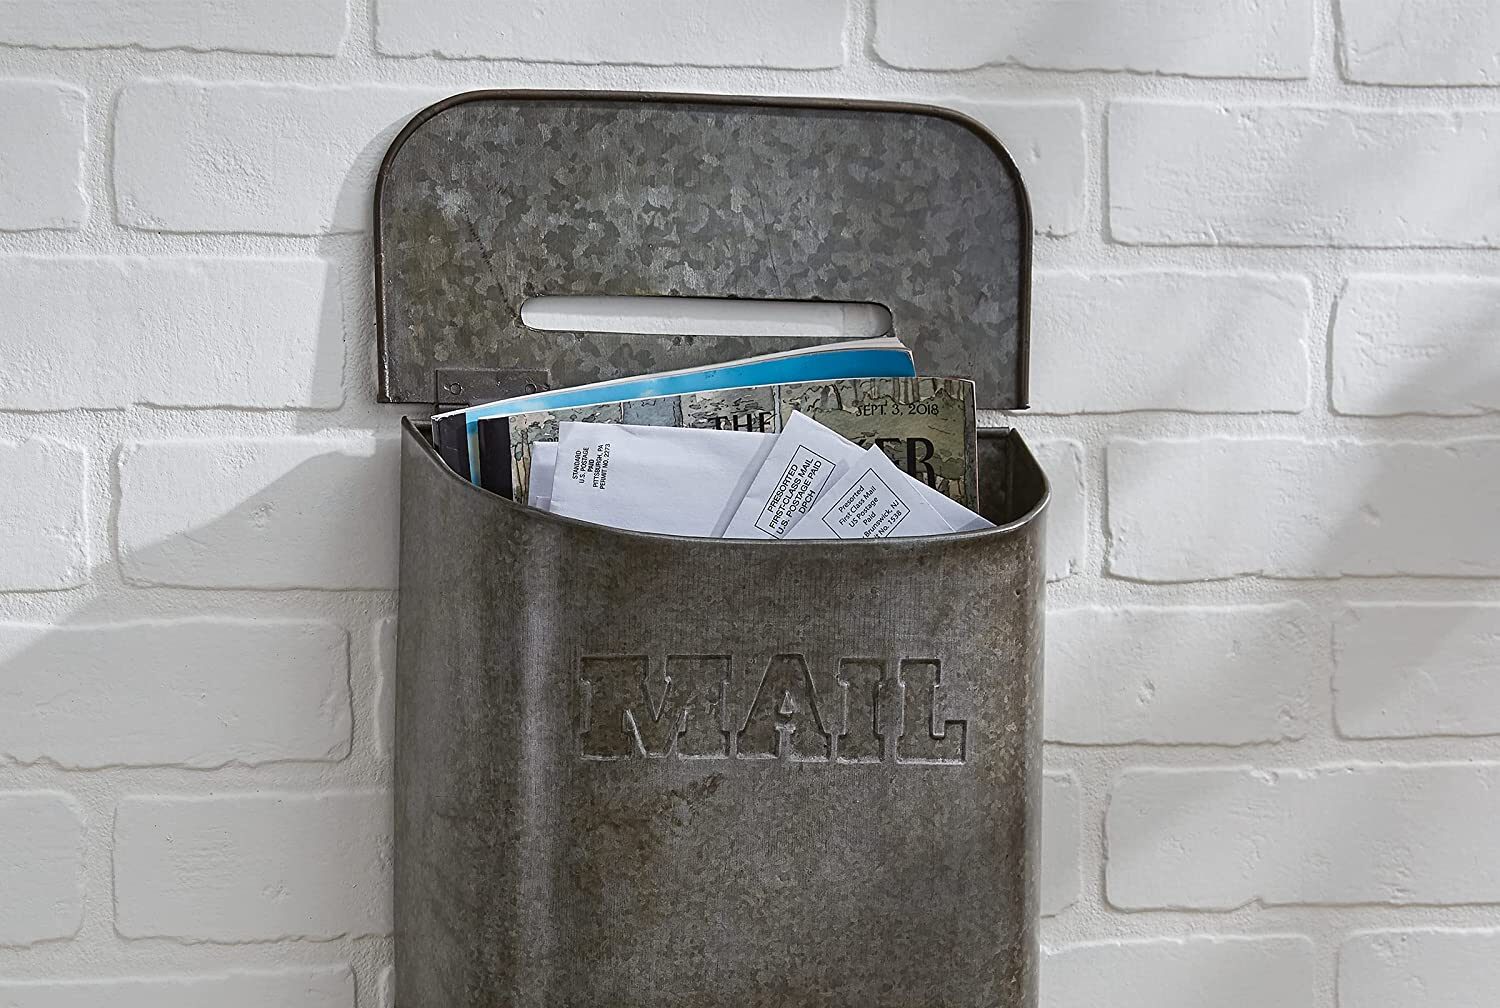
[395,420,1046,1008]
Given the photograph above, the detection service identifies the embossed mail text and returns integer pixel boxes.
[577,653,969,764]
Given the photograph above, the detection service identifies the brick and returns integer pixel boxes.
[1035,441,1085,582]
[115,81,446,234]
[1110,102,1500,247]
[1033,272,1310,413]
[1044,936,1316,1008]
[1109,767,1286,910]
[118,437,399,590]
[0,0,345,54]
[0,255,343,410]
[1041,772,1079,916]
[1047,605,1315,745]
[1341,0,1500,85]
[376,965,393,1008]
[944,101,1086,237]
[1108,764,1500,909]
[0,81,86,230]
[1341,930,1500,1008]
[1332,275,1500,416]
[0,967,354,1008]
[1108,437,1500,580]
[1335,604,1500,739]
[0,619,350,768]
[0,792,84,946]
[0,438,87,591]
[874,0,1311,77]
[375,0,845,67]
[114,791,391,941]
[372,617,396,757]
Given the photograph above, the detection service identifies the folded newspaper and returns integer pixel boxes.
[431,339,993,539]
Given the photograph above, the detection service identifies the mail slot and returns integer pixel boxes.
[380,91,1047,1008]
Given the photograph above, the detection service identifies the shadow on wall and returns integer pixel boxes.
[1,445,399,750]
[4,325,396,727]
[0,116,416,953]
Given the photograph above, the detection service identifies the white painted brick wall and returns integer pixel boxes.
[1047,605,1317,745]
[1108,437,1500,579]
[1,255,343,409]
[117,437,399,589]
[0,967,354,1008]
[377,0,847,66]
[0,0,347,55]
[1334,604,1500,738]
[873,0,1312,77]
[0,81,86,231]
[1108,764,1500,909]
[1110,103,1500,247]
[1034,440,1085,581]
[1332,274,1500,416]
[114,791,391,941]
[1340,0,1500,86]
[1044,936,1317,1008]
[1040,772,1080,917]
[115,81,448,234]
[371,616,397,758]
[376,967,394,1008]
[0,619,351,768]
[1,0,1497,1001]
[1032,271,1311,413]
[0,439,88,591]
[1340,929,1500,1008]
[0,793,84,947]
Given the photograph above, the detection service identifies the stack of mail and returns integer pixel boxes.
[431,336,998,540]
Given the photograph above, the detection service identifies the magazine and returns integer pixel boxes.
[432,337,916,484]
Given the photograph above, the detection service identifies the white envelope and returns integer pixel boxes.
[918,474,995,533]
[726,412,994,538]
[722,411,857,539]
[526,441,559,511]
[783,445,956,540]
[548,422,776,537]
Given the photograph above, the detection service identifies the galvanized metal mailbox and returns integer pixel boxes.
[379,91,1047,1008]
